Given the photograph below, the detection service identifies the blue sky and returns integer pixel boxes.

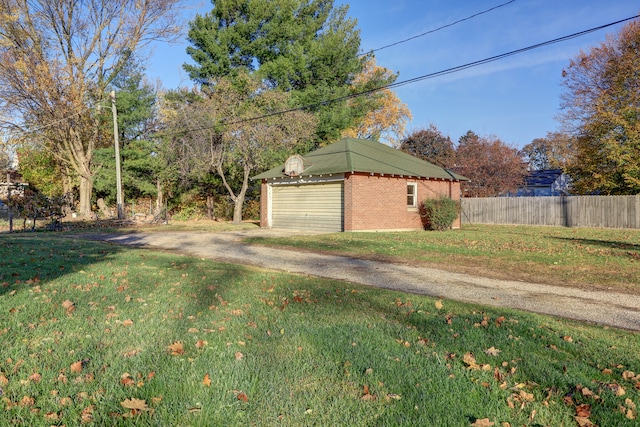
[147,0,639,149]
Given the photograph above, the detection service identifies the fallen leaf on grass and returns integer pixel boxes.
[435,300,444,310]
[202,374,211,387]
[70,361,83,373]
[121,398,150,411]
[470,418,494,426]
[120,373,135,387]
[235,351,244,361]
[575,404,591,417]
[81,405,94,423]
[361,385,376,401]
[575,416,595,427]
[237,392,249,402]
[168,342,184,356]
[62,300,75,315]
[484,347,501,356]
[195,339,207,349]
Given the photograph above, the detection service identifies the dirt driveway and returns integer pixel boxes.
[76,229,640,332]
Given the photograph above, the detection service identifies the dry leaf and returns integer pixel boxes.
[484,347,501,356]
[575,416,594,427]
[575,404,591,417]
[195,339,207,349]
[237,392,248,402]
[519,390,535,402]
[122,319,133,327]
[168,342,184,356]
[120,373,135,387]
[235,351,244,361]
[202,374,211,387]
[581,387,595,397]
[70,361,83,373]
[471,418,494,427]
[121,398,150,411]
[625,398,636,410]
[19,395,35,406]
[435,300,444,310]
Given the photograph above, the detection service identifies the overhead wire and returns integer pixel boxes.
[7,1,519,137]
[358,0,517,56]
[215,14,640,128]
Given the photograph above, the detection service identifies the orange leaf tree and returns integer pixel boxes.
[342,57,412,147]
[560,19,640,195]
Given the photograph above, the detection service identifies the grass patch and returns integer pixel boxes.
[1,235,639,426]
[245,224,640,293]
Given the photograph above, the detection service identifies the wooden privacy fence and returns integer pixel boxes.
[461,195,640,229]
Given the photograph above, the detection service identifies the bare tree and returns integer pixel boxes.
[0,0,182,217]
[164,73,317,223]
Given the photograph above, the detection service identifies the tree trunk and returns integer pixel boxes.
[155,179,163,215]
[78,174,93,218]
[231,167,251,224]
[206,194,215,220]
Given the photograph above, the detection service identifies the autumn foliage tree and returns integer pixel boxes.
[452,131,527,197]
[522,131,575,171]
[342,57,411,147]
[400,124,455,169]
[560,19,640,195]
[0,0,182,217]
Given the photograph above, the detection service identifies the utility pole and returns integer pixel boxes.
[110,90,124,220]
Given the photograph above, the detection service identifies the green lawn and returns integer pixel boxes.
[245,224,640,293]
[0,234,638,426]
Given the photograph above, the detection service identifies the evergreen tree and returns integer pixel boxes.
[183,0,368,145]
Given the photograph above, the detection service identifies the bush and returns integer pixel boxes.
[419,195,460,231]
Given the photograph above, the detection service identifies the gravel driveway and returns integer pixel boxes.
[76,229,640,332]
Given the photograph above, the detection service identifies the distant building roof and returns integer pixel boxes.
[253,138,468,181]
[524,169,564,187]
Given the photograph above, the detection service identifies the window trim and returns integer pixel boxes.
[407,182,417,208]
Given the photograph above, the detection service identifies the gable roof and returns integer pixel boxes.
[524,169,564,187]
[252,138,467,181]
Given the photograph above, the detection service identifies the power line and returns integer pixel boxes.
[210,14,637,129]
[6,1,518,138]
[358,0,517,56]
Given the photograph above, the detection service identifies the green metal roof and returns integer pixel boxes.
[252,138,467,181]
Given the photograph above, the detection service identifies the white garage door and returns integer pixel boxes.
[272,182,343,232]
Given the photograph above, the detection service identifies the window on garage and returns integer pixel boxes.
[407,182,417,208]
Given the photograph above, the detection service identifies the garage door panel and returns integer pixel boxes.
[272,182,343,232]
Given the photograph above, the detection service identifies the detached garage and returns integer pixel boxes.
[253,138,467,232]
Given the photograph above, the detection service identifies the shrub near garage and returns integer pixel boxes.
[420,195,460,231]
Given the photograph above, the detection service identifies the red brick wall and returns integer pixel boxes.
[261,174,462,231]
[344,173,461,231]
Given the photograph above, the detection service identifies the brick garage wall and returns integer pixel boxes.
[344,173,461,231]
